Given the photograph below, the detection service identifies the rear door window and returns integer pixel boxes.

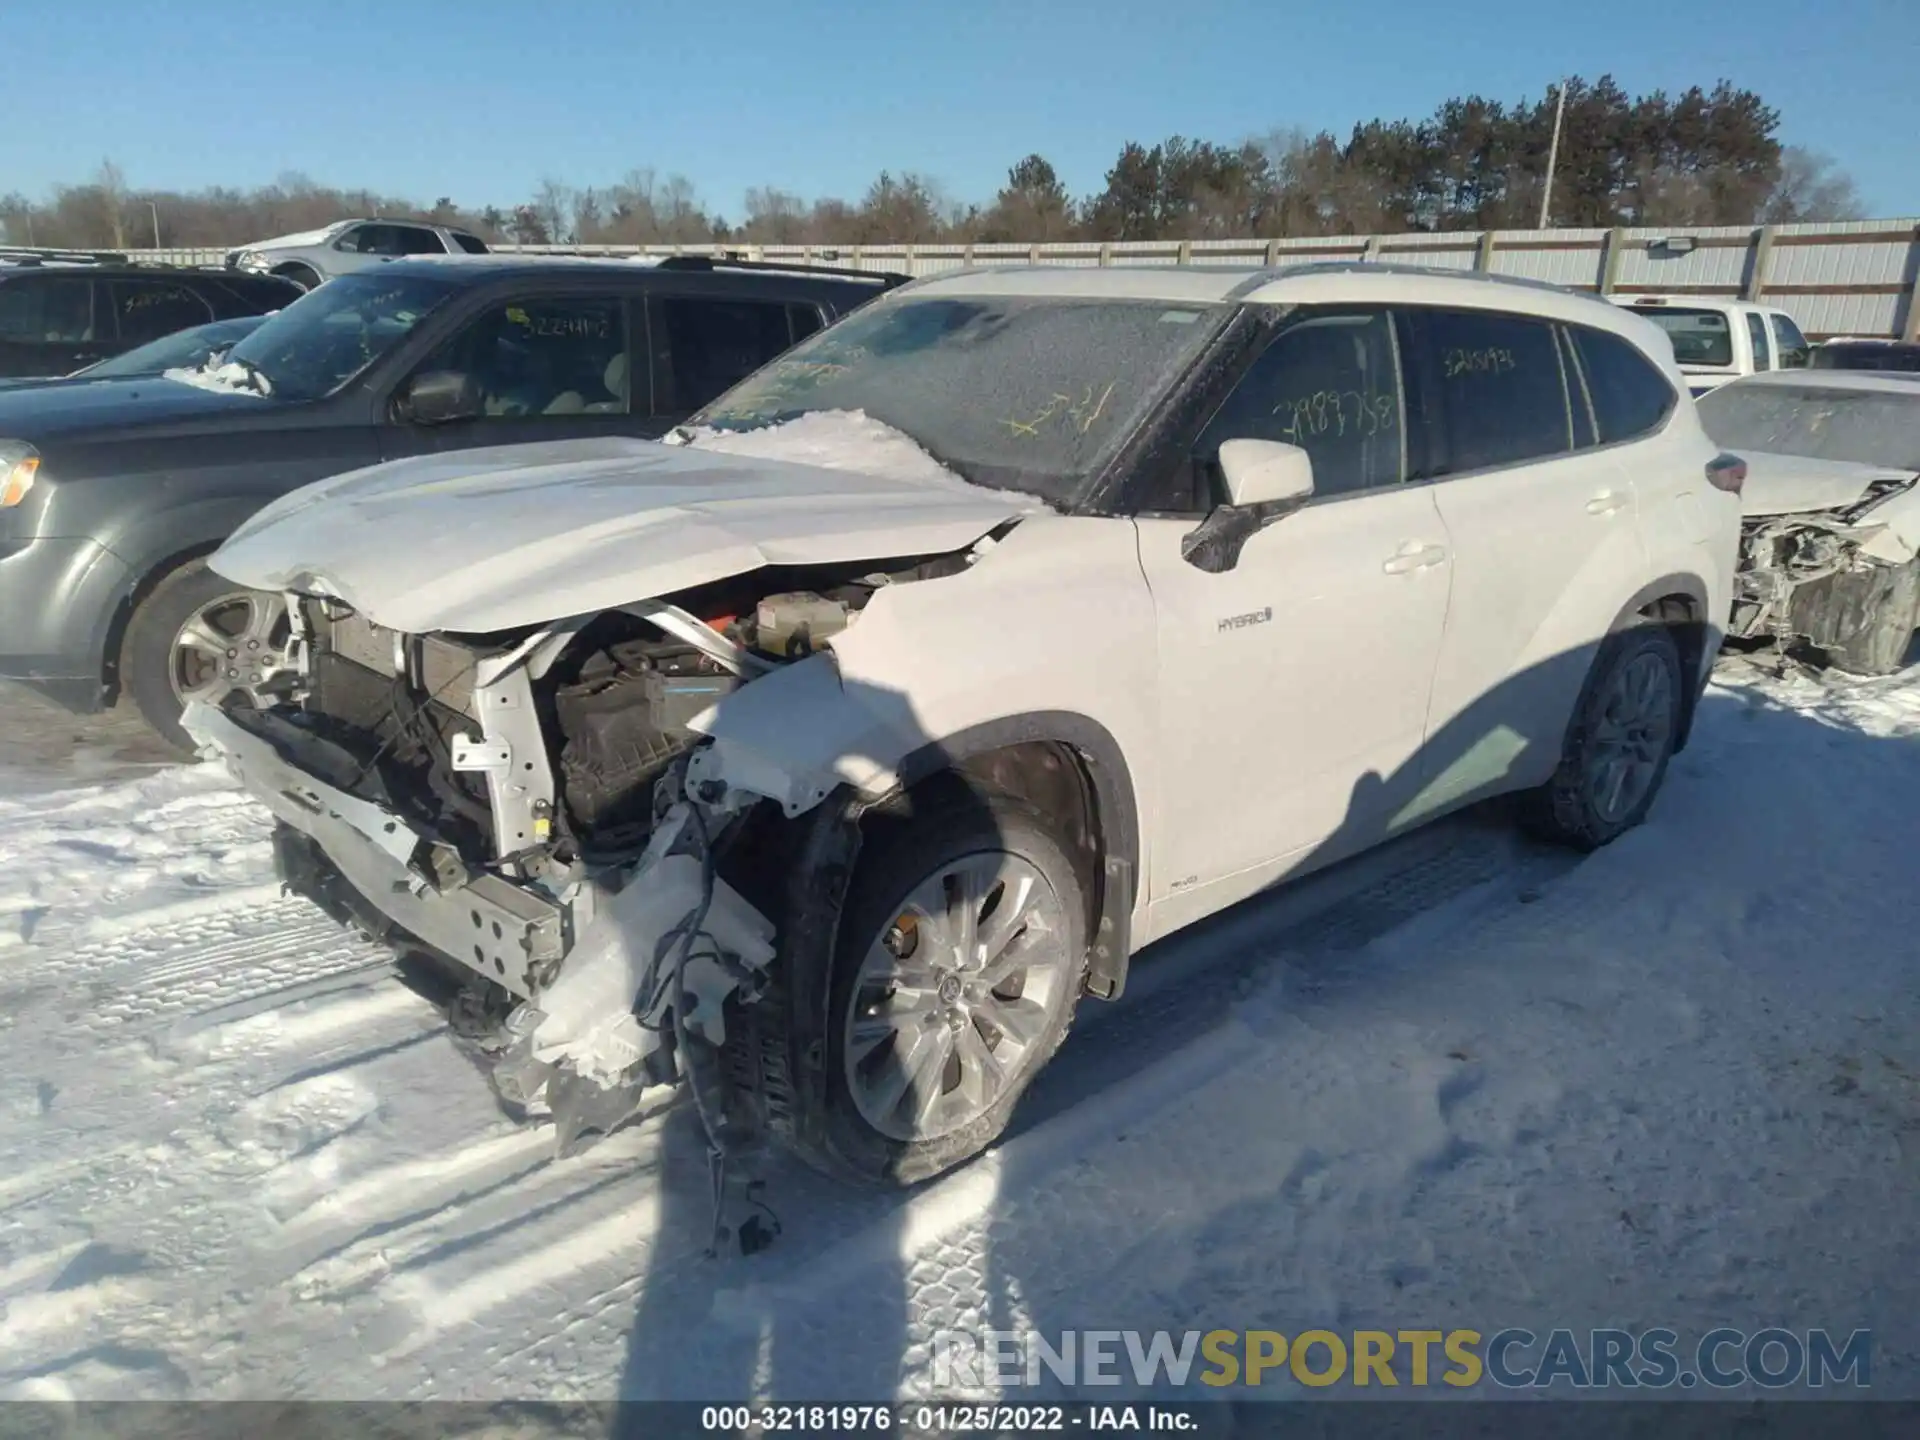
[1566,326,1678,445]
[110,279,215,345]
[1745,312,1773,371]
[788,303,825,342]
[648,296,804,415]
[1633,306,1735,368]
[1771,313,1812,369]
[0,275,96,342]
[394,226,449,256]
[340,224,407,256]
[1411,308,1574,474]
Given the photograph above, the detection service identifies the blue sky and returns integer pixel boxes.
[7,0,1915,219]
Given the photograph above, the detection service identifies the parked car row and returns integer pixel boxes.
[0,248,302,378]
[0,252,900,746]
[223,217,492,291]
[1611,293,1815,395]
[2,243,1915,1194]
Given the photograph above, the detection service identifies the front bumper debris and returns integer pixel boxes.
[185,698,780,1158]
[182,700,570,998]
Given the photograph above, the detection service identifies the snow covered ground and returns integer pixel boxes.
[0,655,1914,1404]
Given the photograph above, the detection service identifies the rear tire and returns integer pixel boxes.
[1820,557,1920,677]
[743,783,1089,1188]
[1521,624,1683,852]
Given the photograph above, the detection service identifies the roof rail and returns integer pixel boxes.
[652,253,907,287]
[0,245,130,266]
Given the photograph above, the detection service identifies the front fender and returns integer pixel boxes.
[682,516,1159,992]
[685,660,1145,998]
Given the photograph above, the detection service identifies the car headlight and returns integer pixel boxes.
[235,250,268,271]
[0,442,38,508]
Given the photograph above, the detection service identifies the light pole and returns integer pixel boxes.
[1539,80,1568,229]
[149,201,161,248]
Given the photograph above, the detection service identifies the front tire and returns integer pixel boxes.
[273,262,322,291]
[123,558,294,756]
[1522,624,1683,851]
[752,784,1090,1187]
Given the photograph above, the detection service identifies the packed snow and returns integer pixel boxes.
[0,652,1914,1403]
[682,409,1030,503]
[160,360,270,397]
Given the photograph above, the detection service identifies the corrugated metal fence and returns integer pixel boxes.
[129,217,1920,341]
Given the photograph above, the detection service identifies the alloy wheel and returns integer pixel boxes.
[1585,649,1675,824]
[843,850,1075,1142]
[169,589,296,710]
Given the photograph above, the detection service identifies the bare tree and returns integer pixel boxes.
[533,178,574,244]
[740,187,809,244]
[96,160,129,248]
[1763,147,1865,224]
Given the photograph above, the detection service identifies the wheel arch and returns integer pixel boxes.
[269,260,322,288]
[98,502,259,700]
[886,710,1142,1000]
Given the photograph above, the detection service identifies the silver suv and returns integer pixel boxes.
[224,218,487,290]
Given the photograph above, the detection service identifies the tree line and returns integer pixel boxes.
[0,76,1866,254]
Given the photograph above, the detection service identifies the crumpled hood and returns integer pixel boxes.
[211,435,1033,634]
[1736,451,1919,518]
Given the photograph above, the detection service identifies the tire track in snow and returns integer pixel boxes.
[469,810,1581,1395]
[0,713,1601,1398]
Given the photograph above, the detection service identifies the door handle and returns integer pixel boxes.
[1382,542,1447,575]
[1586,490,1629,515]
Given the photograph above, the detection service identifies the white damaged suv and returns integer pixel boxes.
[186,263,1742,1187]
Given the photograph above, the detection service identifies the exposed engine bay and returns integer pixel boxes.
[268,553,963,876]
[189,543,988,1232]
[1730,475,1920,662]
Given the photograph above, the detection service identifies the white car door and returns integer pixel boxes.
[1395,306,1652,825]
[1131,307,1454,938]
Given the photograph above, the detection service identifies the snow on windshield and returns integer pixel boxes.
[162,360,270,398]
[682,409,1032,503]
[691,295,1225,507]
[1699,383,1920,471]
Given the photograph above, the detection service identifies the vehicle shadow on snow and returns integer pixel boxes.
[607,633,1920,1406]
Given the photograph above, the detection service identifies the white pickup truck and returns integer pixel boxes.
[1611,294,1814,397]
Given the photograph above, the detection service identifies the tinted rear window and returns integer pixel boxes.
[211,274,307,311]
[1417,308,1574,473]
[1568,326,1677,444]
[1632,306,1734,368]
[1813,344,1920,374]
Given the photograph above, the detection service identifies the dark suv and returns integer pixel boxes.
[0,250,305,378]
[0,254,902,749]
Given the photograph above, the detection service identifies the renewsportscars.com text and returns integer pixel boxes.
[932,1327,1871,1391]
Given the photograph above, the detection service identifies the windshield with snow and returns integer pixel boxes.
[210,272,460,401]
[1698,383,1920,471]
[84,316,266,378]
[690,295,1228,505]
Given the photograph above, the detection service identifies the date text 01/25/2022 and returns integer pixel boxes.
[699,1403,1199,1432]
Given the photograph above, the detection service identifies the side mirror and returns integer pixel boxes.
[1181,439,1317,575]
[402,370,481,425]
[1218,438,1315,507]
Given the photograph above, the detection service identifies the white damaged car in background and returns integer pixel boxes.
[1698,371,1920,675]
[182,264,1740,1216]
